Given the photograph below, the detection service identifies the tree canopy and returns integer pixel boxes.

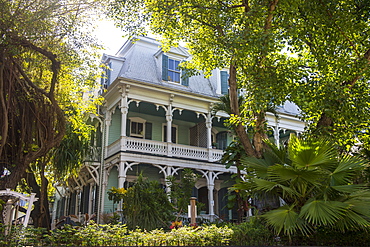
[0,0,103,189]
[109,0,370,152]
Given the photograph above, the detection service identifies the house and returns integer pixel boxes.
[52,36,305,224]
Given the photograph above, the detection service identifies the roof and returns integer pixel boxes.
[103,36,301,117]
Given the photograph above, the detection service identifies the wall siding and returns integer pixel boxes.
[104,166,118,213]
[108,108,121,145]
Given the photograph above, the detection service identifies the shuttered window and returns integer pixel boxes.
[162,54,190,86]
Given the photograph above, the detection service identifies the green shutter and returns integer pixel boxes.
[145,122,152,140]
[181,70,189,86]
[126,119,131,137]
[171,126,177,143]
[162,54,168,81]
[107,62,112,86]
[220,71,229,94]
[181,61,189,86]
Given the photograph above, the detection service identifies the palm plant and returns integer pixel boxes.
[235,135,370,239]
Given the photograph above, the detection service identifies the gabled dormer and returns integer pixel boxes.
[101,54,126,89]
[154,46,190,86]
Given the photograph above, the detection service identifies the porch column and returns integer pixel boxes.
[88,183,93,216]
[118,159,126,188]
[199,170,222,219]
[166,103,173,143]
[120,94,128,137]
[206,113,212,149]
[274,117,280,147]
[104,111,112,157]
[165,166,172,194]
[274,126,280,147]
[74,190,79,216]
[166,103,173,157]
[208,183,215,216]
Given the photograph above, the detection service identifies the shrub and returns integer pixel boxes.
[229,217,276,246]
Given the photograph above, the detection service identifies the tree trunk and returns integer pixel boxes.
[26,168,51,230]
[253,111,268,158]
[228,61,258,158]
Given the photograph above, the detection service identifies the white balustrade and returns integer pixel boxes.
[172,144,209,160]
[107,137,224,162]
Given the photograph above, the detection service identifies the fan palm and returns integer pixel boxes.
[236,135,370,238]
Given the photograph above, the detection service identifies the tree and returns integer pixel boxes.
[0,0,103,190]
[0,0,104,231]
[121,175,174,230]
[109,0,370,153]
[235,135,370,239]
[166,168,199,219]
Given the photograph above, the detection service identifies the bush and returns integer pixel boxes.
[14,223,232,246]
[229,217,276,246]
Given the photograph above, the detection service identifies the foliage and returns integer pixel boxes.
[6,223,232,246]
[0,0,104,191]
[229,217,275,246]
[5,222,370,246]
[107,186,127,204]
[166,168,199,217]
[109,0,370,152]
[121,175,174,230]
[236,135,370,239]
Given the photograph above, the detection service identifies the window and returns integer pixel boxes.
[216,131,228,150]
[168,59,180,83]
[130,121,144,137]
[162,54,189,86]
[128,117,152,139]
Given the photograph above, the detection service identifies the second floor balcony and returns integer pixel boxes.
[107,136,224,163]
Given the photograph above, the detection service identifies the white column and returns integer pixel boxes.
[104,111,112,156]
[208,183,215,216]
[165,166,172,194]
[118,161,126,188]
[206,113,212,149]
[120,95,128,137]
[166,104,173,157]
[274,126,280,147]
[88,183,93,216]
[100,165,110,216]
[74,191,79,216]
[166,104,172,143]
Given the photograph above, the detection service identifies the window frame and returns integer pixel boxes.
[129,117,146,138]
[162,54,189,86]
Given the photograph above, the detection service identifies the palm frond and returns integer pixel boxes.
[334,209,370,232]
[263,139,289,165]
[241,156,270,178]
[300,199,347,226]
[288,135,337,169]
[330,155,366,185]
[331,184,367,194]
[263,205,312,236]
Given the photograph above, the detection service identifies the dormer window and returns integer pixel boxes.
[168,58,180,82]
[162,54,189,86]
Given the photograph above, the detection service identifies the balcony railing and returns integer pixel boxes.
[107,137,223,163]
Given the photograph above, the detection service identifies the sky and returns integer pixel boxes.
[94,19,127,55]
